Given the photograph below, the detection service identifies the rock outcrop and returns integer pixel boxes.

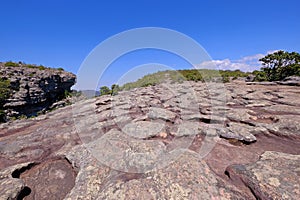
[277,75,300,86]
[0,63,76,118]
[0,80,300,199]
[226,151,300,199]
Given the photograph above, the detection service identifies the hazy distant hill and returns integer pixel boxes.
[80,90,100,98]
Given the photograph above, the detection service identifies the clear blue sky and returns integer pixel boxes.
[1,0,300,89]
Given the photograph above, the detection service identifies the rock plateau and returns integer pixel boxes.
[0,80,300,199]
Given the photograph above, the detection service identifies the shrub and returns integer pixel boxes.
[64,90,72,98]
[19,114,27,119]
[253,71,268,82]
[100,86,111,96]
[26,64,36,68]
[57,67,64,71]
[38,65,46,70]
[4,61,19,67]
[222,76,230,83]
[111,84,120,96]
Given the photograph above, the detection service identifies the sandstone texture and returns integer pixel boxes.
[0,80,300,199]
[226,151,300,200]
[0,63,76,118]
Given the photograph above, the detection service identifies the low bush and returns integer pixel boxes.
[57,67,64,71]
[4,61,19,67]
[38,65,46,70]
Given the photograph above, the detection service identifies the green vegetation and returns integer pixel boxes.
[2,61,67,72]
[252,70,268,82]
[0,110,6,122]
[0,78,11,122]
[98,69,250,93]
[38,65,46,70]
[111,84,120,96]
[99,86,111,96]
[118,69,249,91]
[98,50,300,91]
[255,50,300,81]
[57,67,64,71]
[26,64,36,68]
[62,89,82,98]
[4,61,19,67]
[99,84,121,96]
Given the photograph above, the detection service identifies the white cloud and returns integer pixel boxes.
[267,49,280,54]
[195,50,278,72]
[239,54,264,62]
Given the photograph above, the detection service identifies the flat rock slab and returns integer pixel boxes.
[221,122,258,143]
[171,121,200,136]
[226,151,300,200]
[20,159,77,200]
[87,129,167,173]
[147,107,177,121]
[0,178,24,200]
[122,121,165,139]
[97,150,248,199]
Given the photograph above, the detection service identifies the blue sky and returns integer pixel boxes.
[1,0,300,89]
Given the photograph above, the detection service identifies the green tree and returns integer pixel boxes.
[99,86,111,96]
[111,84,120,96]
[253,70,268,82]
[259,50,300,81]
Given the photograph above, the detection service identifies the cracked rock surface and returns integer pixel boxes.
[1,80,300,199]
[226,151,300,200]
[0,63,76,118]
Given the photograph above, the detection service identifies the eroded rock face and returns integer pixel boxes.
[226,151,300,200]
[0,63,76,118]
[20,159,77,200]
[0,80,300,199]
[278,75,300,86]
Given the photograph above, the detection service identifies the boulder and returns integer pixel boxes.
[277,75,300,86]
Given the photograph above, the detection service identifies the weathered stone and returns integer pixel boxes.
[0,178,25,200]
[0,63,76,118]
[220,122,258,143]
[277,75,300,86]
[147,107,177,121]
[87,129,167,173]
[122,121,165,139]
[171,121,200,136]
[0,80,300,199]
[97,150,248,199]
[226,151,300,200]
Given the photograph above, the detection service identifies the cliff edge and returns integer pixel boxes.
[0,62,76,119]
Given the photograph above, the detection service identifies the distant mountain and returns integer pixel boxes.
[80,90,100,98]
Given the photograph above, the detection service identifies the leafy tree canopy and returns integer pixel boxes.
[99,86,111,96]
[259,50,300,81]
